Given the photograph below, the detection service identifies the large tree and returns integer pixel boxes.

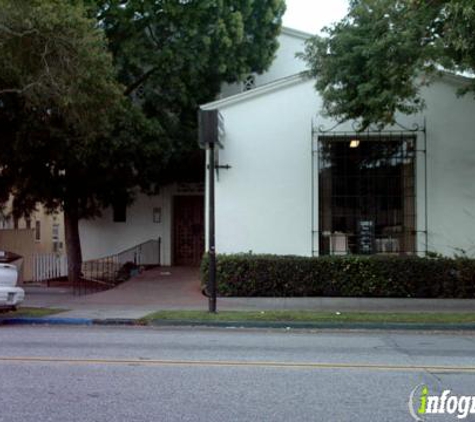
[88,0,286,182]
[301,0,475,129]
[0,0,161,282]
[0,0,285,282]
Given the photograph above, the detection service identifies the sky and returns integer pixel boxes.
[282,0,349,34]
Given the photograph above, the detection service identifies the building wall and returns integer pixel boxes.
[422,76,475,256]
[208,79,319,256]
[0,201,65,253]
[79,28,311,264]
[0,230,34,282]
[79,24,475,261]
[0,201,65,281]
[79,183,204,265]
[219,29,309,98]
[206,75,475,258]
[79,76,475,262]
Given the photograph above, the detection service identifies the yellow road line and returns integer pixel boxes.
[0,356,474,373]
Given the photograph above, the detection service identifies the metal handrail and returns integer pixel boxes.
[77,238,161,295]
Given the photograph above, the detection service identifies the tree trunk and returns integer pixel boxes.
[64,199,82,285]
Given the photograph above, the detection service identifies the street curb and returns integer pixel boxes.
[0,317,140,327]
[2,317,475,331]
[92,318,138,326]
[0,317,93,326]
[146,320,475,331]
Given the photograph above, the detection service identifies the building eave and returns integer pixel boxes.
[440,69,474,85]
[281,26,314,40]
[200,72,309,110]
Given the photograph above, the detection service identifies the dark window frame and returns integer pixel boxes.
[318,134,416,255]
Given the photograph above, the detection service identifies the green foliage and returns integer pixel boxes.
[0,0,141,216]
[301,0,475,129]
[0,0,286,215]
[201,254,475,298]
[1,307,67,318]
[141,310,475,324]
[90,0,286,183]
[0,0,285,280]
[0,0,122,131]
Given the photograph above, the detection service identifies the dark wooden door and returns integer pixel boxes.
[173,196,205,266]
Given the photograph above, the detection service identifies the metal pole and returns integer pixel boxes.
[208,142,217,313]
[424,117,428,255]
[158,237,161,266]
[311,122,316,257]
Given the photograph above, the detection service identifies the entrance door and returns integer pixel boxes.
[173,196,205,266]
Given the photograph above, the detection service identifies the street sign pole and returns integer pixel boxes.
[208,141,217,313]
[199,109,222,314]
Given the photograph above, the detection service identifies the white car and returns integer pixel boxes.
[0,263,25,310]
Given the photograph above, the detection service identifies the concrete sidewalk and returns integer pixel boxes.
[19,266,475,320]
[22,266,207,319]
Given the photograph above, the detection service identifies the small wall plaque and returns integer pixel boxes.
[153,207,161,223]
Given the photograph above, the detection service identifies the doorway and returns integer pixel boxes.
[173,196,205,266]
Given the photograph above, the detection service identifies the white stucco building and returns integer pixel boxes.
[80,27,475,265]
[79,28,310,266]
[203,28,475,258]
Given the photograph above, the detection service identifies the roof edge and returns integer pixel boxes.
[281,26,314,40]
[440,69,474,85]
[200,72,309,110]
[200,68,473,111]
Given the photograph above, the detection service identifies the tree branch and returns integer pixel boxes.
[0,81,41,94]
[0,24,38,38]
[146,24,162,49]
[41,41,61,93]
[123,66,158,96]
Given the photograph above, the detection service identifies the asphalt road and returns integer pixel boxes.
[1,326,475,422]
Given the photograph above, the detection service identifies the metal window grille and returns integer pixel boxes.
[313,126,426,256]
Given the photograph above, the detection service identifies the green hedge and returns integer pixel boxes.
[200,254,475,298]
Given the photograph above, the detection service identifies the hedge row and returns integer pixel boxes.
[200,254,475,298]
